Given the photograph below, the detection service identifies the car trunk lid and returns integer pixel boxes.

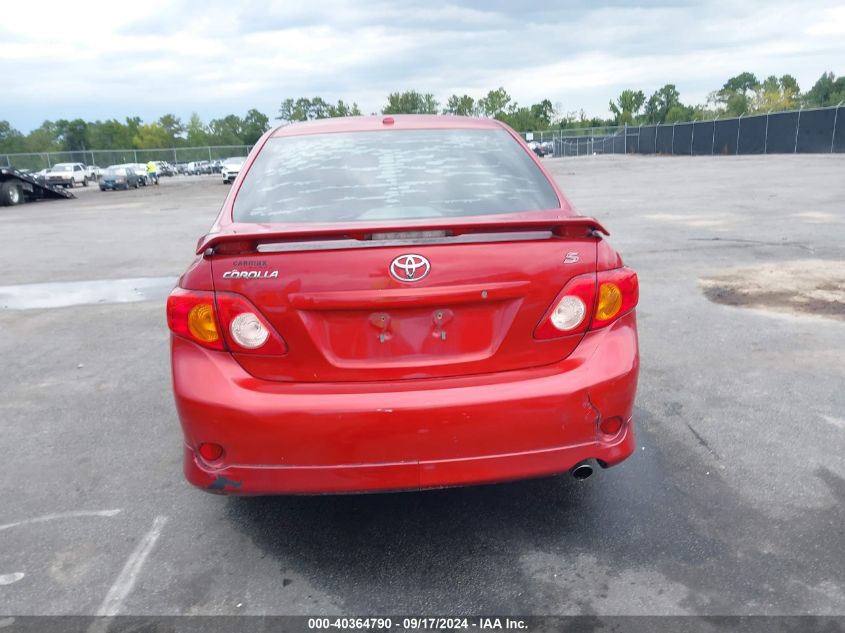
[207,217,603,382]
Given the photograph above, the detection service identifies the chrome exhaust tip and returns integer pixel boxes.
[571,462,594,480]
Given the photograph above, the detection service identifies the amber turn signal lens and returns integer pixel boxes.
[187,303,219,343]
[595,282,623,321]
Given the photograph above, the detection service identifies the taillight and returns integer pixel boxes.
[535,273,597,339]
[534,267,638,339]
[167,288,224,350]
[592,267,638,329]
[167,288,287,354]
[214,292,288,355]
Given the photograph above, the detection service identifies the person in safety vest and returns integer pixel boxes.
[146,161,159,185]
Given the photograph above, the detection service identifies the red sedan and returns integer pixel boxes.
[167,115,639,495]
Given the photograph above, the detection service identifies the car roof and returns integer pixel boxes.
[270,115,507,138]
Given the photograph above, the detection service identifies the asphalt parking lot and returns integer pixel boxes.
[1,156,843,616]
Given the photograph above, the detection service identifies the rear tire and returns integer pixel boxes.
[1,181,23,206]
[83,177,88,187]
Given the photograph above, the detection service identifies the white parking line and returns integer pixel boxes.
[95,515,167,617]
[0,573,24,585]
[821,415,845,430]
[0,509,122,532]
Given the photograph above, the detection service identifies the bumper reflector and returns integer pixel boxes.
[198,442,224,462]
[599,416,624,436]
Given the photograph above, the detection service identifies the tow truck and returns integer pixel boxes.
[0,167,76,206]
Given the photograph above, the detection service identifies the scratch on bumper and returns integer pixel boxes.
[208,476,243,492]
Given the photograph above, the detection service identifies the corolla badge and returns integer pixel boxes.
[222,270,279,279]
[390,254,430,282]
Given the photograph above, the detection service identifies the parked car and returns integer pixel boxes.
[86,165,102,180]
[155,161,175,177]
[45,163,88,187]
[99,166,140,190]
[118,163,150,185]
[221,157,247,184]
[186,161,205,175]
[167,115,640,495]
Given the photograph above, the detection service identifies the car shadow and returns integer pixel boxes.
[220,417,676,612]
[218,403,845,613]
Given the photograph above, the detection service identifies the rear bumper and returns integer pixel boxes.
[172,311,639,495]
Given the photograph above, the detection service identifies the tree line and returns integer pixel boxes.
[1,71,843,155]
[0,110,271,156]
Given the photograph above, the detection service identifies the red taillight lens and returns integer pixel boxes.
[214,292,288,355]
[167,289,287,354]
[592,267,638,329]
[167,288,224,350]
[535,272,597,340]
[535,267,638,339]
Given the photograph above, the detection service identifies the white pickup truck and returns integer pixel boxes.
[45,163,89,188]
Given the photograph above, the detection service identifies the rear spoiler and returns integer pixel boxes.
[197,216,609,255]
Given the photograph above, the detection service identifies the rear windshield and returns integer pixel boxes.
[232,129,560,223]
[105,168,127,176]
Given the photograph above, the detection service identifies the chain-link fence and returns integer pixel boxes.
[5,105,843,168]
[520,103,845,157]
[0,145,253,171]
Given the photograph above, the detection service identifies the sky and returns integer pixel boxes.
[2,0,844,132]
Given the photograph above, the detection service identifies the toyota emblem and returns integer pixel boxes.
[389,254,430,282]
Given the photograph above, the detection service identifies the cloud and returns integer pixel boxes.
[1,0,844,131]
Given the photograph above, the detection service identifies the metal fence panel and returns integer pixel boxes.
[625,129,639,153]
[796,108,836,153]
[546,108,844,157]
[691,121,714,155]
[577,138,590,155]
[613,132,625,153]
[765,111,799,153]
[738,115,766,154]
[673,123,693,155]
[834,106,845,153]
[713,119,739,155]
[542,104,842,158]
[655,125,673,154]
[639,126,656,154]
